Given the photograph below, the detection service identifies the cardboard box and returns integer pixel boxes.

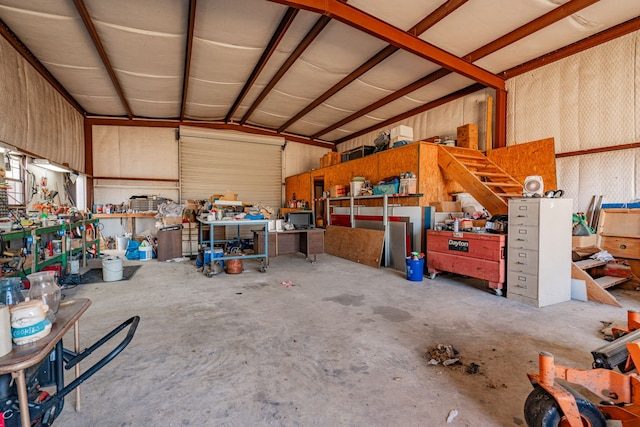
[162,216,183,225]
[390,125,413,142]
[329,185,348,198]
[572,234,597,248]
[430,201,462,212]
[70,239,83,249]
[457,124,478,150]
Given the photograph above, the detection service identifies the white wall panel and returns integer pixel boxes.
[506,55,580,152]
[92,125,179,206]
[0,35,84,171]
[284,141,330,177]
[337,87,494,152]
[506,30,640,210]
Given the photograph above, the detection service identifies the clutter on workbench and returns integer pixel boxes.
[9,298,52,345]
[27,270,61,315]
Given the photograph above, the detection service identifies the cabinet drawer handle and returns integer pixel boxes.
[516,284,527,289]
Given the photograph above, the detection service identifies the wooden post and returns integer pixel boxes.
[485,96,493,151]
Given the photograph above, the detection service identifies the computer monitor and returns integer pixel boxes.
[286,211,315,229]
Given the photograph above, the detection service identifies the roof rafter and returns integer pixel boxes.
[267,0,504,89]
[72,0,133,118]
[277,0,468,133]
[314,0,598,139]
[180,0,197,120]
[226,7,299,123]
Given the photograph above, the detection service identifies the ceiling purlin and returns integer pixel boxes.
[502,15,640,79]
[463,0,599,62]
[267,0,504,89]
[239,15,331,125]
[225,7,299,123]
[277,0,469,133]
[0,18,85,115]
[312,68,451,139]
[313,0,599,139]
[72,0,133,118]
[180,0,197,120]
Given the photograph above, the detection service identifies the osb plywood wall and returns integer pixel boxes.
[297,143,464,207]
[0,36,84,171]
[487,138,557,191]
[285,172,311,205]
[506,30,640,211]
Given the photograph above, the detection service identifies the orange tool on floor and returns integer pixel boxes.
[525,310,640,426]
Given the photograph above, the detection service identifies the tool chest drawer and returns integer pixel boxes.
[426,230,506,295]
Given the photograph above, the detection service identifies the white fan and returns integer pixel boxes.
[523,175,544,197]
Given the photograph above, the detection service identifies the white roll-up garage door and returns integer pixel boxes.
[179,126,284,209]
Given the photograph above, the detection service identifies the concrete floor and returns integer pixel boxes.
[53,253,639,427]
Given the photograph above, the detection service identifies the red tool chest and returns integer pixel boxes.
[426,230,506,295]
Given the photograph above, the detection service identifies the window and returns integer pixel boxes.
[4,154,25,207]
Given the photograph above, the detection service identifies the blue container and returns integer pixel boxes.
[406,258,424,282]
[212,247,224,267]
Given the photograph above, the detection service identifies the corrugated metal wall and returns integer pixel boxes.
[179,126,284,209]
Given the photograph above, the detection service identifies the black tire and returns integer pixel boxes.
[524,385,606,427]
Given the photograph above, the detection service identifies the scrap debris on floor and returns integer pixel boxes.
[425,344,461,366]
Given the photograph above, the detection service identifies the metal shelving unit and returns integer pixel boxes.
[322,193,422,267]
[1,218,101,275]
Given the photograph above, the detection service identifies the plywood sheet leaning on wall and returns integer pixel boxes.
[324,225,384,268]
[486,138,557,191]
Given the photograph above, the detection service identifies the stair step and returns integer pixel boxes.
[459,159,491,165]
[595,275,630,289]
[574,259,606,270]
[453,153,485,160]
[484,182,522,188]
[495,193,524,198]
[473,172,509,178]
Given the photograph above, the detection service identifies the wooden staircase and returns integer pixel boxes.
[437,145,523,214]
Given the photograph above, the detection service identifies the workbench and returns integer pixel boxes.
[426,230,507,295]
[253,228,324,263]
[198,218,269,271]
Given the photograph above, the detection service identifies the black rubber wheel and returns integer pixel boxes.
[524,385,606,427]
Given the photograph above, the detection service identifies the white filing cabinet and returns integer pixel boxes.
[507,198,572,307]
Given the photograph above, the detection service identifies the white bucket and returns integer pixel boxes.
[350,180,364,197]
[102,256,123,282]
[139,246,153,261]
[116,235,130,251]
[69,259,80,275]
